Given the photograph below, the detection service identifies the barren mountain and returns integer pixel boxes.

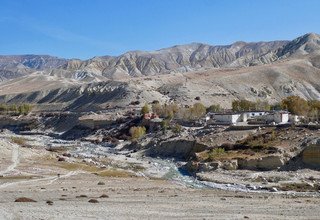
[0,33,319,111]
[61,40,288,79]
[0,55,67,69]
[0,41,289,82]
[0,55,68,81]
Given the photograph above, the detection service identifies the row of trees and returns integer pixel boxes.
[230,96,320,118]
[144,102,207,121]
[280,96,320,118]
[0,103,33,116]
[231,100,271,112]
[142,95,320,120]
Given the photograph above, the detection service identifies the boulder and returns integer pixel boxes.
[198,161,221,172]
[221,160,238,170]
[184,161,220,173]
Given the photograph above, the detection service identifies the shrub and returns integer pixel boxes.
[208,148,225,160]
[160,119,170,133]
[141,104,150,115]
[129,126,146,140]
[0,103,33,115]
[152,102,180,119]
[172,124,182,134]
[207,104,222,113]
[187,103,206,120]
[152,103,162,115]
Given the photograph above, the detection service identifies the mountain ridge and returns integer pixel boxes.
[0,33,319,81]
[0,33,319,111]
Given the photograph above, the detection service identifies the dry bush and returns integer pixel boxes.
[129,126,146,140]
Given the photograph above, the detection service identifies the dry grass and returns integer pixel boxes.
[95,169,135,178]
[279,183,320,192]
[10,136,28,146]
[57,161,135,177]
[34,152,136,178]
[0,175,39,180]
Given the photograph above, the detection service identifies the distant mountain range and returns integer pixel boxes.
[0,33,319,111]
[0,33,318,81]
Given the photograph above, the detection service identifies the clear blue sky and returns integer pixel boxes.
[1,0,319,59]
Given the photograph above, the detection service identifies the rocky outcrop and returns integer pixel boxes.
[0,116,38,131]
[221,160,238,170]
[184,161,221,173]
[146,139,208,160]
[238,155,285,171]
[302,145,320,168]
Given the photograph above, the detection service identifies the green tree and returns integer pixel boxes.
[232,99,270,112]
[188,103,206,120]
[232,99,254,111]
[281,96,309,115]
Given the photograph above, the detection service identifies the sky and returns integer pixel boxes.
[0,0,319,59]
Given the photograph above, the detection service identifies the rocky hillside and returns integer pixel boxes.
[0,33,319,111]
[0,55,68,70]
[1,33,320,81]
[61,40,287,79]
[0,55,68,81]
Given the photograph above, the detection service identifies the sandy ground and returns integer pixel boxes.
[1,137,320,220]
[1,174,320,220]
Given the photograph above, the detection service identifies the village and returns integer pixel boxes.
[76,95,319,136]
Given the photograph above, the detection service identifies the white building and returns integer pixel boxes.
[289,115,300,123]
[213,113,242,124]
[264,111,289,124]
[207,111,289,125]
[245,111,266,119]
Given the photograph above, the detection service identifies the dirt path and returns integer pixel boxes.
[0,143,19,176]
[0,170,80,189]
